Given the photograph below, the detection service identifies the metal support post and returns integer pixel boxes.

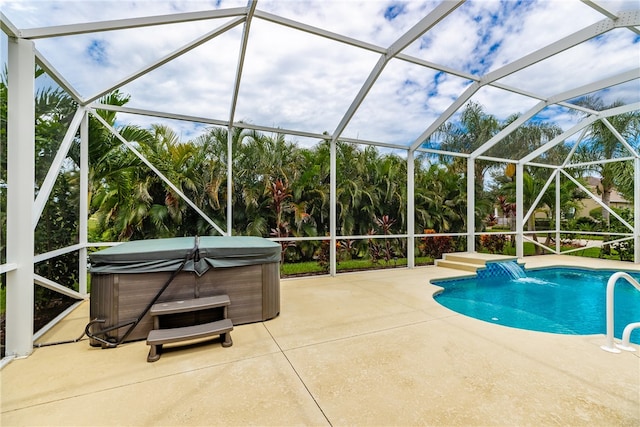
[330,138,337,276]
[555,171,561,254]
[516,163,524,259]
[79,111,88,294]
[6,38,36,358]
[407,150,415,268]
[467,158,475,252]
[226,126,233,236]
[634,157,639,263]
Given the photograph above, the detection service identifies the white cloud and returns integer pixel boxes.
[499,28,640,99]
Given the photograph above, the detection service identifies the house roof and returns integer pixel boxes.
[585,176,631,204]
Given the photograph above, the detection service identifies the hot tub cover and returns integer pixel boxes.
[90,236,281,275]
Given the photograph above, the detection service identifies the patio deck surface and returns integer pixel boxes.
[2,255,639,426]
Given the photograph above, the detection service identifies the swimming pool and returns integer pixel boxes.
[432,264,640,344]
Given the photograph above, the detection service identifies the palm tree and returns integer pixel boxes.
[291,145,328,236]
[436,101,500,190]
[192,126,265,235]
[88,122,157,241]
[574,96,640,227]
[414,163,467,233]
[32,77,79,253]
[336,142,376,237]
[373,154,406,232]
[490,114,563,162]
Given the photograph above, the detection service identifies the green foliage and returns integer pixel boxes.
[480,234,507,254]
[611,241,634,262]
[588,208,602,219]
[3,78,638,313]
[372,215,399,263]
[414,163,468,233]
[573,96,640,224]
[568,216,601,232]
[314,239,330,272]
[419,229,454,260]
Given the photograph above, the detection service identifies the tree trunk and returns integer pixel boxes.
[601,187,612,255]
[528,217,543,255]
[601,188,611,227]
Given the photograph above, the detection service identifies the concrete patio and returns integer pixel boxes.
[2,255,639,426]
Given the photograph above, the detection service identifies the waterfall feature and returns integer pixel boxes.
[478,261,527,280]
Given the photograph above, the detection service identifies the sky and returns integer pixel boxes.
[1,0,639,150]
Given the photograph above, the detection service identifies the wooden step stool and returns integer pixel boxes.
[146,295,233,362]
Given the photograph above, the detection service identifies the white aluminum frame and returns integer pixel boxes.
[1,1,639,360]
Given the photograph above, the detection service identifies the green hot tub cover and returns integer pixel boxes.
[90,236,281,275]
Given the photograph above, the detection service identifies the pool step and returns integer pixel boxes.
[435,259,482,272]
[435,252,520,273]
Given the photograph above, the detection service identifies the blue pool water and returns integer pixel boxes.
[433,264,640,344]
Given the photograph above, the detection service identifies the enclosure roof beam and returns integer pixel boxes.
[34,48,83,103]
[90,102,424,151]
[330,0,464,142]
[580,0,617,19]
[565,156,637,169]
[472,68,640,158]
[387,1,466,59]
[90,112,227,236]
[481,15,623,84]
[561,127,589,168]
[601,117,640,157]
[33,107,85,229]
[94,102,413,151]
[522,116,599,164]
[254,10,384,55]
[256,9,481,83]
[91,103,229,127]
[521,102,640,163]
[592,3,640,35]
[416,147,470,159]
[83,16,245,106]
[546,68,640,105]
[410,13,638,151]
[256,8,621,108]
[18,8,247,39]
[90,103,331,141]
[0,12,19,38]
[228,0,257,126]
[339,136,409,151]
[471,100,547,159]
[409,82,480,151]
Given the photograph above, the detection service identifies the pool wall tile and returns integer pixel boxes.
[477,261,524,279]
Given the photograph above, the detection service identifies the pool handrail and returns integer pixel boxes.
[617,322,640,352]
[601,272,640,353]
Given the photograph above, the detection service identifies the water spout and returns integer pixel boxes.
[482,261,526,280]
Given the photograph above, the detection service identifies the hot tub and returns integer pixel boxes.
[89,236,281,344]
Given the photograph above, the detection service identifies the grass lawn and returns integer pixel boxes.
[0,244,629,314]
[282,242,631,277]
[282,256,433,277]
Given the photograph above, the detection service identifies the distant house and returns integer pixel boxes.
[575,176,632,218]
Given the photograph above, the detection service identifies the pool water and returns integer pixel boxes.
[433,266,640,344]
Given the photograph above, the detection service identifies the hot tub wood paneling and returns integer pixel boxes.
[89,237,280,345]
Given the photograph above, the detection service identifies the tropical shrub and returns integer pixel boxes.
[419,229,454,260]
[480,234,507,254]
